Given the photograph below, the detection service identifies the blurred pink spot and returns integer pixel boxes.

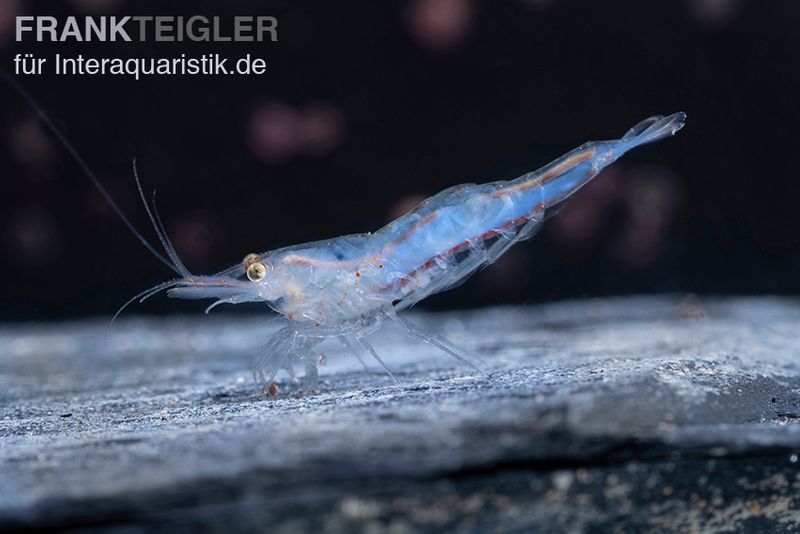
[297,102,346,156]
[550,164,681,269]
[247,101,345,164]
[405,0,475,52]
[687,0,742,29]
[4,206,62,266]
[613,166,681,269]
[479,246,533,294]
[11,117,57,171]
[549,167,623,250]
[0,0,20,46]
[170,213,219,268]
[389,194,428,221]
[70,0,124,14]
[247,101,300,164]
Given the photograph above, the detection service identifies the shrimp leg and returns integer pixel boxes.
[393,314,485,374]
[252,327,297,393]
[337,335,371,371]
[297,335,324,388]
[252,327,294,394]
[349,315,397,382]
[353,333,397,383]
[252,328,323,392]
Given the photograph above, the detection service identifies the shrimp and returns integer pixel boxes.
[6,74,685,390]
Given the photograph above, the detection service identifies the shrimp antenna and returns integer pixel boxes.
[0,71,183,276]
[105,278,182,342]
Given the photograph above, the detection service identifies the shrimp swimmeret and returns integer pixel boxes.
[11,79,685,390]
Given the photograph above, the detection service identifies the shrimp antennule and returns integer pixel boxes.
[1,71,185,276]
[3,72,201,323]
[131,159,192,278]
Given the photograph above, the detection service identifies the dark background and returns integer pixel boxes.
[1,0,798,320]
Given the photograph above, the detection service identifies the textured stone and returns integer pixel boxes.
[2,296,800,531]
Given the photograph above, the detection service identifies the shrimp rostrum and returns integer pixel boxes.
[12,77,685,391]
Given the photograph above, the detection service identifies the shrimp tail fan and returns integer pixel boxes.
[622,112,687,148]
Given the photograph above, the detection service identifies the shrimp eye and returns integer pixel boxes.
[243,253,260,269]
[246,261,267,282]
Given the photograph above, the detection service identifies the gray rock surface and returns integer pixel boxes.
[2,296,800,531]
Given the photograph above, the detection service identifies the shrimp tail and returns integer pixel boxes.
[621,112,687,148]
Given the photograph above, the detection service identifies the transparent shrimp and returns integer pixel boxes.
[6,75,685,392]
